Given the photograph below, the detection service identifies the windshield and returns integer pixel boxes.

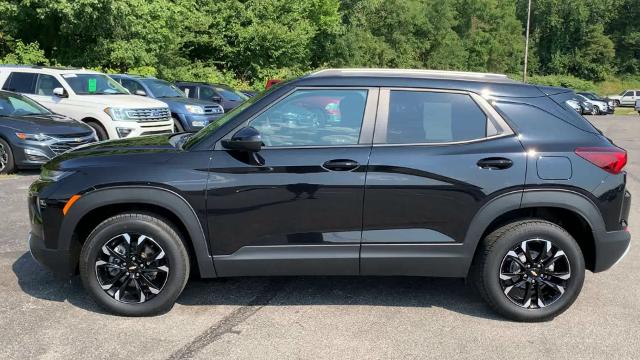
[62,73,128,95]
[0,92,51,116]
[142,79,185,98]
[215,86,248,101]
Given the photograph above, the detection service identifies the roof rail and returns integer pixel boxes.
[310,68,509,79]
[0,64,81,70]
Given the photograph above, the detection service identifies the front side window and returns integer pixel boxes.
[62,73,128,95]
[120,79,145,94]
[214,86,248,101]
[180,85,196,98]
[35,74,63,96]
[0,92,51,116]
[624,91,633,97]
[249,89,368,147]
[382,90,488,144]
[2,72,38,94]
[199,86,217,101]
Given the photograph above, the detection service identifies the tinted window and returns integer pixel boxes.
[35,74,63,96]
[2,72,38,94]
[214,86,248,101]
[624,91,633,97]
[199,86,217,100]
[120,79,146,94]
[141,79,184,98]
[383,91,487,144]
[249,89,367,147]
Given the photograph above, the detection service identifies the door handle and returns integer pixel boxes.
[477,157,513,170]
[323,159,359,171]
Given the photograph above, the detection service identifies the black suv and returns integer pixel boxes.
[28,69,631,321]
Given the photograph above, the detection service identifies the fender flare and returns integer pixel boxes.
[460,189,604,273]
[60,186,216,278]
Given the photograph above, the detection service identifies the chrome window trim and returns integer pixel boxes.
[214,86,379,150]
[372,87,515,146]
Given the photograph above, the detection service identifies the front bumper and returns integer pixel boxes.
[29,232,77,278]
[176,113,224,132]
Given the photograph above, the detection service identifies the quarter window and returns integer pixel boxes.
[35,74,63,96]
[248,89,368,147]
[381,90,488,144]
[2,72,38,94]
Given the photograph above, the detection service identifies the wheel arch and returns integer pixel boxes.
[464,189,603,273]
[60,186,216,278]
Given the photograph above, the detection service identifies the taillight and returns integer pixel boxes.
[575,147,627,174]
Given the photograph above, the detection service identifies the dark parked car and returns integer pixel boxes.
[28,69,631,322]
[110,75,224,132]
[175,81,249,112]
[0,90,96,174]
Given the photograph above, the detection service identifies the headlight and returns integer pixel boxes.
[16,133,53,141]
[185,105,205,114]
[104,107,134,121]
[40,168,74,182]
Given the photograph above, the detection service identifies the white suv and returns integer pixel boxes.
[0,66,173,140]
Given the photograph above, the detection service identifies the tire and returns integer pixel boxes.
[471,220,585,322]
[86,121,109,141]
[0,138,15,174]
[173,116,184,133]
[79,213,190,316]
[592,105,600,115]
[615,100,620,107]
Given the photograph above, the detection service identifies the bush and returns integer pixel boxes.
[158,62,251,89]
[528,75,597,92]
[0,41,48,65]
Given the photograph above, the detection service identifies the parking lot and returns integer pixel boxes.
[0,115,638,359]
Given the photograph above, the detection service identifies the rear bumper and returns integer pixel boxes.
[593,229,631,272]
[28,232,77,278]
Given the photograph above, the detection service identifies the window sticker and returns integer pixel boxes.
[88,78,97,93]
[62,74,77,78]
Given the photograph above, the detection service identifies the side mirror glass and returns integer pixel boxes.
[53,87,68,98]
[221,126,262,152]
[134,89,147,96]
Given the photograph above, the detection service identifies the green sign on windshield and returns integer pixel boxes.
[87,78,97,93]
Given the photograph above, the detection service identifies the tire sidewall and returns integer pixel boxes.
[79,215,189,316]
[482,223,585,321]
[0,138,15,174]
[87,121,108,141]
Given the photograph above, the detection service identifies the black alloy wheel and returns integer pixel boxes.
[95,232,170,303]
[499,239,571,309]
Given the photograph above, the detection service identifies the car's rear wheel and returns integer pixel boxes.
[79,213,190,316]
[592,105,600,115]
[0,138,15,174]
[471,220,585,322]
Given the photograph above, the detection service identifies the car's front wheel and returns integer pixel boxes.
[471,220,585,322]
[79,213,190,316]
[0,138,15,174]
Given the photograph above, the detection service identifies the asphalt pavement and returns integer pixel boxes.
[0,115,638,359]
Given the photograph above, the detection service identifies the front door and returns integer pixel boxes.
[207,87,378,276]
[360,88,527,277]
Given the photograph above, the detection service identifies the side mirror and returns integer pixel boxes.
[134,89,147,96]
[212,96,222,103]
[221,126,262,152]
[53,87,68,98]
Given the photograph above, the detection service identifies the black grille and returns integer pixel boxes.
[49,135,96,155]
[204,105,223,114]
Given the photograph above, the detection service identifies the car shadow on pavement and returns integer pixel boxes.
[13,251,501,320]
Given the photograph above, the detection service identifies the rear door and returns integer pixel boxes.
[360,88,526,277]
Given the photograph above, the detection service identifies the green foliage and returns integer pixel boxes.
[0,0,637,90]
[528,75,597,92]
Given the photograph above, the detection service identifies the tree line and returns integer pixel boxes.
[0,0,638,89]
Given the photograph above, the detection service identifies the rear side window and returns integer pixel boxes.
[2,72,38,94]
[382,90,488,144]
[180,85,196,98]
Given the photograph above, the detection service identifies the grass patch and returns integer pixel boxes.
[596,75,640,97]
[614,107,639,116]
